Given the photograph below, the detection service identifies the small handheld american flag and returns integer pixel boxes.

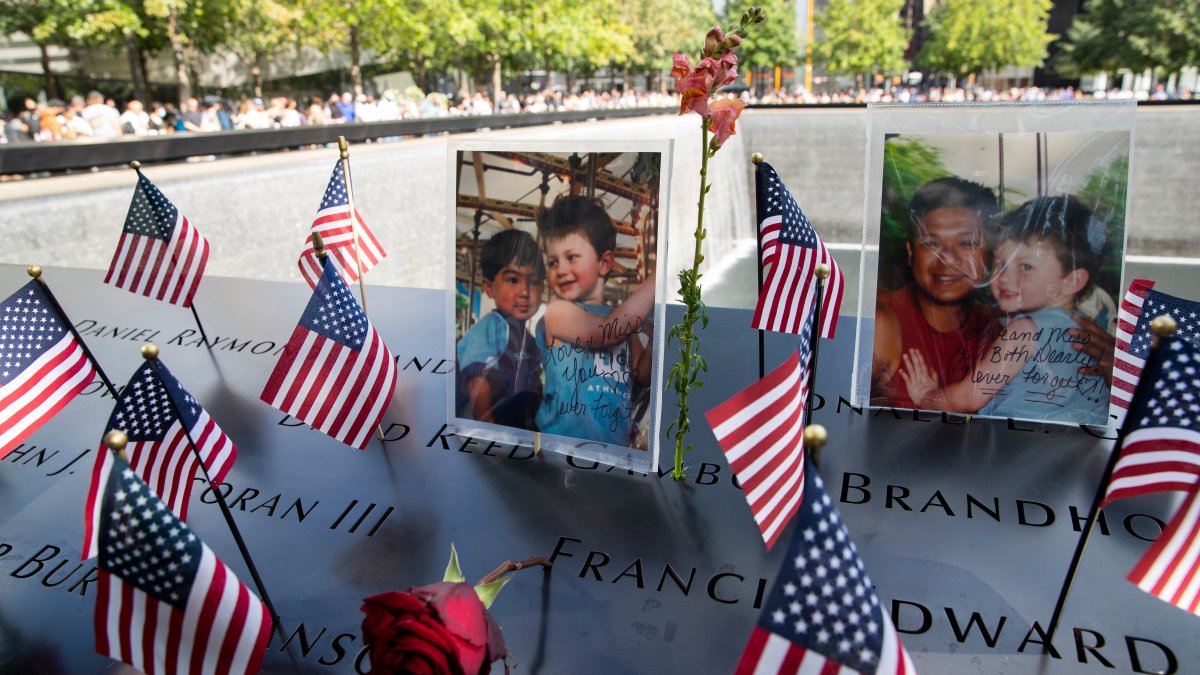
[262,259,397,449]
[735,464,916,674]
[105,171,209,307]
[93,453,272,675]
[83,359,238,560]
[707,305,816,550]
[0,279,96,459]
[1110,280,1200,425]
[1104,336,1200,616]
[752,162,843,338]
[298,161,386,288]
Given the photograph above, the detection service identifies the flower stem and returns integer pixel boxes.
[670,121,711,480]
[477,556,553,585]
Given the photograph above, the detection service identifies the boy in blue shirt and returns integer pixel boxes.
[537,196,656,447]
[900,195,1111,424]
[456,229,545,429]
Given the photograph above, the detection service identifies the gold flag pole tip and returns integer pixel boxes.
[26,265,42,278]
[803,424,828,451]
[751,152,764,165]
[105,429,129,462]
[130,160,141,170]
[311,231,327,258]
[338,136,349,160]
[815,264,831,280]
[140,343,159,360]
[1151,315,1178,338]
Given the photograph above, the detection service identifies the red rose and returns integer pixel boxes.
[361,583,507,675]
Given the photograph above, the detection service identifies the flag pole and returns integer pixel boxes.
[752,152,766,380]
[337,137,369,314]
[311,232,386,443]
[27,266,120,399]
[139,343,288,643]
[130,161,211,347]
[1044,314,1177,643]
[806,265,829,421]
[804,265,830,467]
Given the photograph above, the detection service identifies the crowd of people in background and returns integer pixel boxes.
[3,83,1193,145]
[0,87,678,144]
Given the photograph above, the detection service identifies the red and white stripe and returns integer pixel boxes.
[82,414,236,560]
[759,214,781,268]
[0,333,94,458]
[1105,427,1200,505]
[754,242,820,336]
[753,241,843,339]
[706,350,809,550]
[1109,279,1155,425]
[735,614,914,675]
[82,447,113,560]
[105,214,209,308]
[1127,481,1200,616]
[95,544,272,675]
[299,209,385,289]
[261,323,396,450]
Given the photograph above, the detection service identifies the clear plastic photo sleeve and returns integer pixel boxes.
[446,139,672,472]
[852,102,1136,427]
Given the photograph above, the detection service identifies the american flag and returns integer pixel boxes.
[298,162,386,288]
[1110,281,1200,425]
[0,280,95,459]
[1126,480,1200,615]
[261,260,397,449]
[83,360,238,560]
[707,306,814,550]
[105,171,209,308]
[735,465,915,675]
[1104,337,1200,616]
[752,162,843,339]
[93,454,272,675]
[1105,337,1200,504]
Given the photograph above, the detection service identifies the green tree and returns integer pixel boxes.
[301,0,425,96]
[229,0,303,98]
[1059,0,1200,79]
[815,0,910,88]
[456,0,529,101]
[617,0,713,91]
[919,0,1056,82]
[528,0,633,93]
[0,0,78,98]
[43,0,166,103]
[724,0,798,93]
[391,0,479,94]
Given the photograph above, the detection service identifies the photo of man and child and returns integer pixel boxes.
[452,149,661,454]
[870,131,1129,426]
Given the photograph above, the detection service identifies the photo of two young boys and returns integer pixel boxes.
[453,150,659,454]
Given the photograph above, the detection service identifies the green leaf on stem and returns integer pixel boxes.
[474,574,513,610]
[443,543,464,583]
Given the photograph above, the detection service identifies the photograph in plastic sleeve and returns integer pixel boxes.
[451,148,662,464]
[869,130,1129,425]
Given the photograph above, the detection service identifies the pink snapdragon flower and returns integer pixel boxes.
[709,98,747,149]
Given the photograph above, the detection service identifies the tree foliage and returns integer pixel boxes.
[618,0,714,81]
[815,0,909,81]
[723,0,798,71]
[1059,0,1200,76]
[918,0,1056,77]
